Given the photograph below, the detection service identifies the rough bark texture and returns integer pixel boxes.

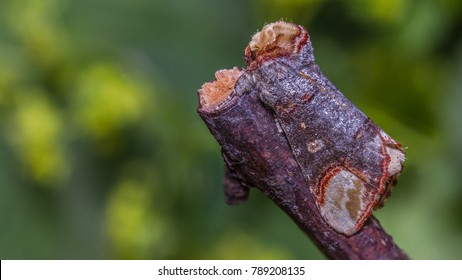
[198,90,408,259]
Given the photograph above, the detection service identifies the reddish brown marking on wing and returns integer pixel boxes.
[299,73,327,93]
[376,131,404,208]
[293,28,308,53]
[355,204,374,232]
[287,102,297,113]
[355,127,394,231]
[301,93,314,102]
[317,165,344,205]
[275,103,298,117]
[343,161,370,183]
[353,125,366,140]
[377,131,392,193]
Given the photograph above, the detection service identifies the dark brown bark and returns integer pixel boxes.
[198,89,408,260]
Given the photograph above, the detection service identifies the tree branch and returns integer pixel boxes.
[197,21,408,259]
[198,80,408,260]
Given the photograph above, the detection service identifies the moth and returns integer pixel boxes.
[238,21,406,236]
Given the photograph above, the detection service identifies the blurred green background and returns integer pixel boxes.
[1,0,462,259]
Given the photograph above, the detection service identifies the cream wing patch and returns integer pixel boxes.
[386,146,405,175]
[320,170,368,236]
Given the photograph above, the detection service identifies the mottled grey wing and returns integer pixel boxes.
[256,60,404,235]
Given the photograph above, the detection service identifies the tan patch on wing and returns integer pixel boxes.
[386,146,405,175]
[318,168,368,236]
[346,180,364,221]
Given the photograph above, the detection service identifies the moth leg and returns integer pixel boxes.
[221,149,250,205]
[223,164,250,205]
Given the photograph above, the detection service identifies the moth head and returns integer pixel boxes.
[245,21,313,69]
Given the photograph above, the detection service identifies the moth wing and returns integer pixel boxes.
[258,63,405,235]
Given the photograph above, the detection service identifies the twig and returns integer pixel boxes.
[197,21,408,259]
[198,89,408,259]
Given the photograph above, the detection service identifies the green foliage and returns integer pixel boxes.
[0,0,461,259]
